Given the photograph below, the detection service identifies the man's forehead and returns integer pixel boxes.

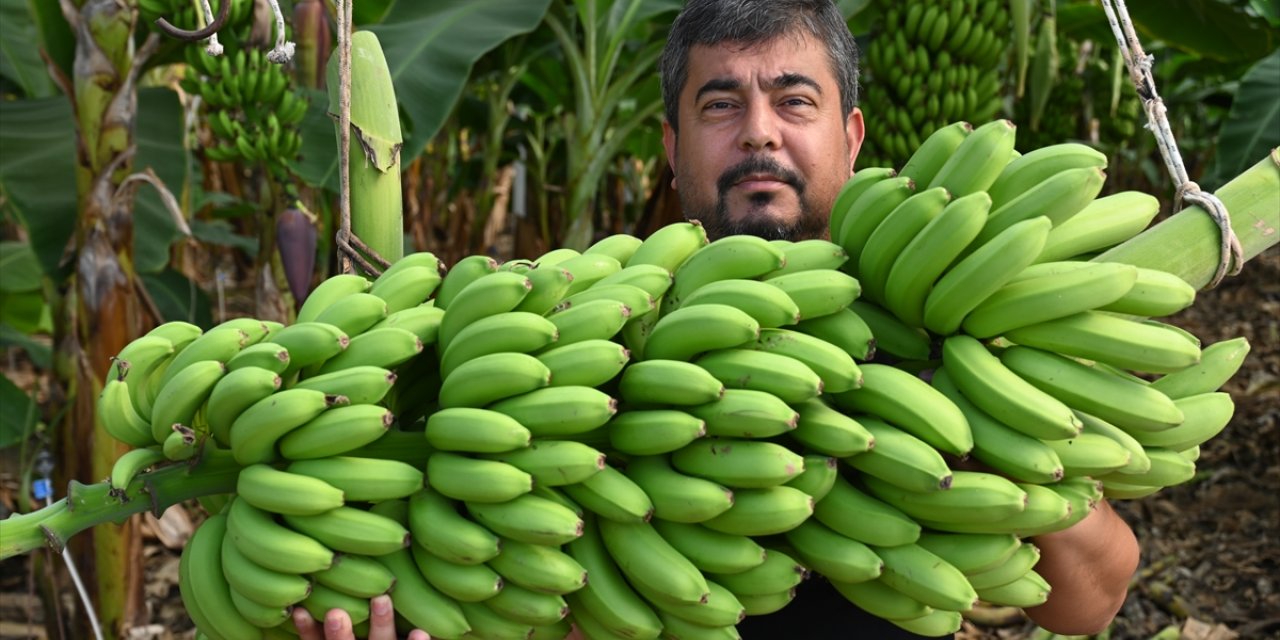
[684,34,832,90]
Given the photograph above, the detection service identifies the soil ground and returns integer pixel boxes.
[1,250,1276,640]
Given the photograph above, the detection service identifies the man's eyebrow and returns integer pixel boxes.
[765,72,822,94]
[694,77,741,104]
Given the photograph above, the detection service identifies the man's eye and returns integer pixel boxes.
[706,101,733,110]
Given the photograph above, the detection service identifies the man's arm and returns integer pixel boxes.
[1024,499,1139,634]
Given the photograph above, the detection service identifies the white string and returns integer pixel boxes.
[1099,0,1243,287]
[196,0,223,55]
[266,0,296,63]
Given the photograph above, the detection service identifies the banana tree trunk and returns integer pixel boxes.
[54,1,157,636]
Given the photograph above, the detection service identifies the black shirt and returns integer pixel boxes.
[736,578,953,639]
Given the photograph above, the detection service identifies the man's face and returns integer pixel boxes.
[663,32,864,241]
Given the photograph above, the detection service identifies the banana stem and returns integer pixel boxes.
[1096,148,1280,289]
[0,449,241,560]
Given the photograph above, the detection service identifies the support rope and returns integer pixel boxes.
[1099,0,1243,288]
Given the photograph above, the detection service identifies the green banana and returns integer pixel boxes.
[283,506,410,556]
[671,438,805,489]
[688,388,798,439]
[882,191,991,328]
[425,407,532,453]
[410,544,503,602]
[408,488,501,565]
[843,416,953,493]
[940,335,1082,440]
[466,493,584,547]
[487,386,617,437]
[618,359,725,406]
[544,299,632,345]
[235,463,345,515]
[666,235,786,308]
[310,292,388,336]
[643,304,761,362]
[625,221,709,273]
[921,217,1051,336]
[786,454,839,501]
[288,456,423,502]
[485,537,589,595]
[623,455,735,523]
[962,262,1137,338]
[227,389,344,465]
[437,352,551,409]
[150,359,228,443]
[752,328,861,393]
[814,474,921,547]
[426,451,532,503]
[708,547,808,597]
[695,348,824,404]
[680,278,802,328]
[848,300,932,361]
[1001,345,1185,434]
[277,404,395,460]
[833,363,972,456]
[226,342,291,374]
[564,515,663,640]
[784,518,883,583]
[871,543,977,612]
[1150,337,1250,399]
[99,379,160,448]
[219,534,312,609]
[207,366,281,446]
[536,339,630,388]
[1097,267,1198,318]
[225,497,334,574]
[1036,191,1160,263]
[650,519,767,575]
[829,577,932,622]
[764,269,862,321]
[987,142,1108,210]
[560,463,655,523]
[584,233,644,266]
[927,119,1017,197]
[764,239,849,278]
[702,485,815,536]
[790,397,875,457]
[607,409,707,456]
[311,552,396,599]
[479,440,606,487]
[931,366,1066,483]
[858,187,952,304]
[291,365,397,405]
[1004,311,1201,374]
[835,176,916,269]
[368,265,442,315]
[597,518,710,606]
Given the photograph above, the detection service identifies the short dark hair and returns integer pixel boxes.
[659,0,860,134]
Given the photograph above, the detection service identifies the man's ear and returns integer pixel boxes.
[846,107,865,172]
[662,119,678,189]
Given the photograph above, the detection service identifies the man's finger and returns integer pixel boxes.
[293,608,322,640]
[324,608,355,639]
[367,595,401,640]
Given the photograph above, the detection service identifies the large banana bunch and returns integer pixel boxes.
[94,121,1247,637]
[859,0,1011,168]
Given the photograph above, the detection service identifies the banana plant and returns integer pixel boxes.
[528,0,678,249]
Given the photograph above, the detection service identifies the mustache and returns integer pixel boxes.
[716,156,805,196]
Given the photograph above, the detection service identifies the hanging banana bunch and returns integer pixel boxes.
[170,0,308,172]
[1015,35,1143,152]
[859,0,1011,168]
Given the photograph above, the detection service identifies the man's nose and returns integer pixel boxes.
[737,102,780,152]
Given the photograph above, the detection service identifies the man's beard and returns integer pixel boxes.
[685,156,828,241]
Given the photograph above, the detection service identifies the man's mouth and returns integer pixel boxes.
[735,173,789,190]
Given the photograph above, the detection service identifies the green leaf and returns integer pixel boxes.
[0,322,52,370]
[134,87,190,274]
[190,218,259,257]
[369,0,553,163]
[28,0,73,80]
[0,241,43,293]
[289,88,339,191]
[354,0,398,25]
[0,0,56,97]
[0,290,50,334]
[139,269,213,329]
[1207,48,1280,190]
[0,372,38,449]
[0,96,76,279]
[1126,0,1275,63]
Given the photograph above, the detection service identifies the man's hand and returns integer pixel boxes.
[293,595,430,640]
[1025,498,1139,635]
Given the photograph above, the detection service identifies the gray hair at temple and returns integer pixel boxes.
[659,0,860,134]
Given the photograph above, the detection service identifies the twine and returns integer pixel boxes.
[1100,0,1243,287]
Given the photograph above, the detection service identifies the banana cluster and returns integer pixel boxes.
[179,44,307,167]
[137,0,256,32]
[860,0,1010,168]
[100,121,1247,638]
[1015,38,1143,152]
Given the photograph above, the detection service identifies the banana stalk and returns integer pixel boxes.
[327,30,404,266]
[0,450,241,560]
[1097,148,1280,289]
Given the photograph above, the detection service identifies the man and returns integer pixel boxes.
[300,1,1139,638]
[657,1,1138,637]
